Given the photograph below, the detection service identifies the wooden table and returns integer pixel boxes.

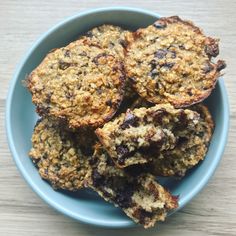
[1,1,235,235]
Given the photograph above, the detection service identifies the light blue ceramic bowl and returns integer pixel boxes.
[6,7,229,228]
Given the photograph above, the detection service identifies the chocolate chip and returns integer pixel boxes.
[203,62,214,73]
[198,132,205,138]
[116,145,129,158]
[176,136,188,146]
[79,51,87,57]
[114,183,135,208]
[149,69,159,79]
[88,157,97,166]
[120,111,139,129]
[105,100,113,107]
[129,77,137,83]
[92,170,104,187]
[153,21,167,29]
[96,87,103,95]
[179,45,185,50]
[59,60,71,70]
[119,39,128,48]
[36,105,50,116]
[216,60,226,71]
[80,146,94,156]
[31,157,40,165]
[155,49,167,59]
[162,62,175,69]
[64,50,71,57]
[187,90,193,96]
[45,93,52,103]
[170,51,176,59]
[85,31,93,38]
[139,209,154,224]
[177,110,188,128]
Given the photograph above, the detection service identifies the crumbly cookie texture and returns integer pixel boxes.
[29,118,91,190]
[95,104,200,168]
[86,145,178,228]
[83,25,136,101]
[146,104,214,177]
[125,16,226,107]
[27,38,125,129]
[83,24,128,60]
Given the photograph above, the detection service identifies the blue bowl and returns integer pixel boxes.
[6,7,229,228]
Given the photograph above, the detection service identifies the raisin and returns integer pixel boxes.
[153,21,166,29]
[155,49,167,59]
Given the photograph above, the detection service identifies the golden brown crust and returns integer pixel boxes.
[27,38,125,129]
[125,16,226,108]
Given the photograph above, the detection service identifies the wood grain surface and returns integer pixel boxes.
[0,0,236,235]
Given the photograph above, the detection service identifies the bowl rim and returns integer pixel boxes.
[6,6,230,228]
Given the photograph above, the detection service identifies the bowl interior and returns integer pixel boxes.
[6,8,229,228]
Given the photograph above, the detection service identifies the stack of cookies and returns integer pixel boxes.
[27,16,225,228]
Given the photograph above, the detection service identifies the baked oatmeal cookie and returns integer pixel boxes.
[95,104,200,168]
[125,16,226,107]
[27,38,125,129]
[148,104,214,177]
[84,24,128,59]
[86,145,178,228]
[84,25,136,101]
[29,118,91,190]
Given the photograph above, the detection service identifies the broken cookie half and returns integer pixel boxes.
[86,144,178,228]
[96,104,200,168]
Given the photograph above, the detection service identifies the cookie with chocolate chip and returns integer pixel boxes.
[87,145,178,228]
[125,16,226,107]
[95,104,200,168]
[27,38,125,129]
[148,104,214,177]
[84,25,137,102]
[29,118,91,191]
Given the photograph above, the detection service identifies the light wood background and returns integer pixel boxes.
[1,0,236,235]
